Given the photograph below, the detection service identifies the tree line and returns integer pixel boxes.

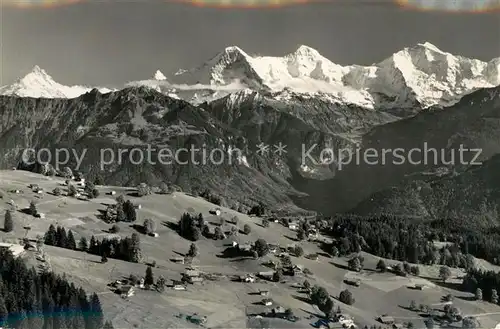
[44,225,142,263]
[0,248,113,329]
[324,214,493,267]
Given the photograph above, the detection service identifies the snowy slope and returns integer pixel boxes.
[173,42,500,109]
[0,66,113,98]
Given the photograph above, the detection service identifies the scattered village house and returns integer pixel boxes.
[172,256,185,264]
[184,269,204,284]
[0,243,25,258]
[118,286,135,298]
[238,243,252,253]
[378,316,395,325]
[172,284,186,291]
[239,274,255,283]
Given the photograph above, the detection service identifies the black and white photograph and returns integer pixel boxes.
[0,0,499,328]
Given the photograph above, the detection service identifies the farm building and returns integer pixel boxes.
[270,306,286,318]
[118,286,135,298]
[187,314,207,325]
[378,316,395,324]
[239,275,255,283]
[188,276,204,284]
[172,285,186,291]
[262,298,273,306]
[344,278,361,287]
[185,269,201,277]
[259,290,269,296]
[172,256,185,264]
[288,223,298,230]
[238,243,252,252]
[414,284,427,290]
[258,271,275,279]
[0,243,25,258]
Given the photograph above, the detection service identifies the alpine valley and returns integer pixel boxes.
[1,42,500,217]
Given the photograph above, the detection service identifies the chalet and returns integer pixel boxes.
[270,306,286,318]
[259,290,269,296]
[269,246,278,253]
[172,256,185,264]
[188,276,204,284]
[138,278,145,289]
[378,316,395,325]
[185,269,201,277]
[392,324,403,329]
[258,271,275,279]
[240,275,255,283]
[414,284,427,290]
[232,241,238,247]
[239,243,252,252]
[288,223,298,231]
[306,253,319,261]
[187,314,206,325]
[344,278,361,287]
[149,232,159,237]
[109,191,116,196]
[262,298,273,306]
[118,286,134,298]
[172,285,186,291]
[36,213,46,219]
[135,204,142,210]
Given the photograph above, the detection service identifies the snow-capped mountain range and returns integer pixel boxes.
[1,42,499,109]
[0,65,114,98]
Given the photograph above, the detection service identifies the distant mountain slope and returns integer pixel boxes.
[0,87,321,213]
[3,43,498,111]
[292,86,500,214]
[350,153,500,224]
[0,66,113,98]
[173,42,500,109]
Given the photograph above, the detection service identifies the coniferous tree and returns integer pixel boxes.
[44,224,57,246]
[4,210,13,232]
[89,293,104,329]
[29,200,38,216]
[79,236,89,251]
[0,296,7,327]
[145,266,154,287]
[67,230,77,250]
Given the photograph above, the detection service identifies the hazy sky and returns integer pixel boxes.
[1,0,499,86]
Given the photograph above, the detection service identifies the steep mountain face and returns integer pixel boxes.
[202,89,397,179]
[0,87,311,213]
[172,43,500,110]
[0,66,113,98]
[291,86,500,214]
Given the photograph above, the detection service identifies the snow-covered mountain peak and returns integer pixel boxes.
[153,70,167,81]
[292,45,322,58]
[0,66,113,98]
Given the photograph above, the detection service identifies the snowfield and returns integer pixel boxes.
[2,42,498,109]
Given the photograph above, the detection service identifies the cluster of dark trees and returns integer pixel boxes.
[0,248,113,329]
[178,213,204,241]
[87,234,142,263]
[44,225,78,250]
[462,269,500,304]
[199,189,223,206]
[325,214,485,267]
[103,197,137,223]
[44,225,142,263]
